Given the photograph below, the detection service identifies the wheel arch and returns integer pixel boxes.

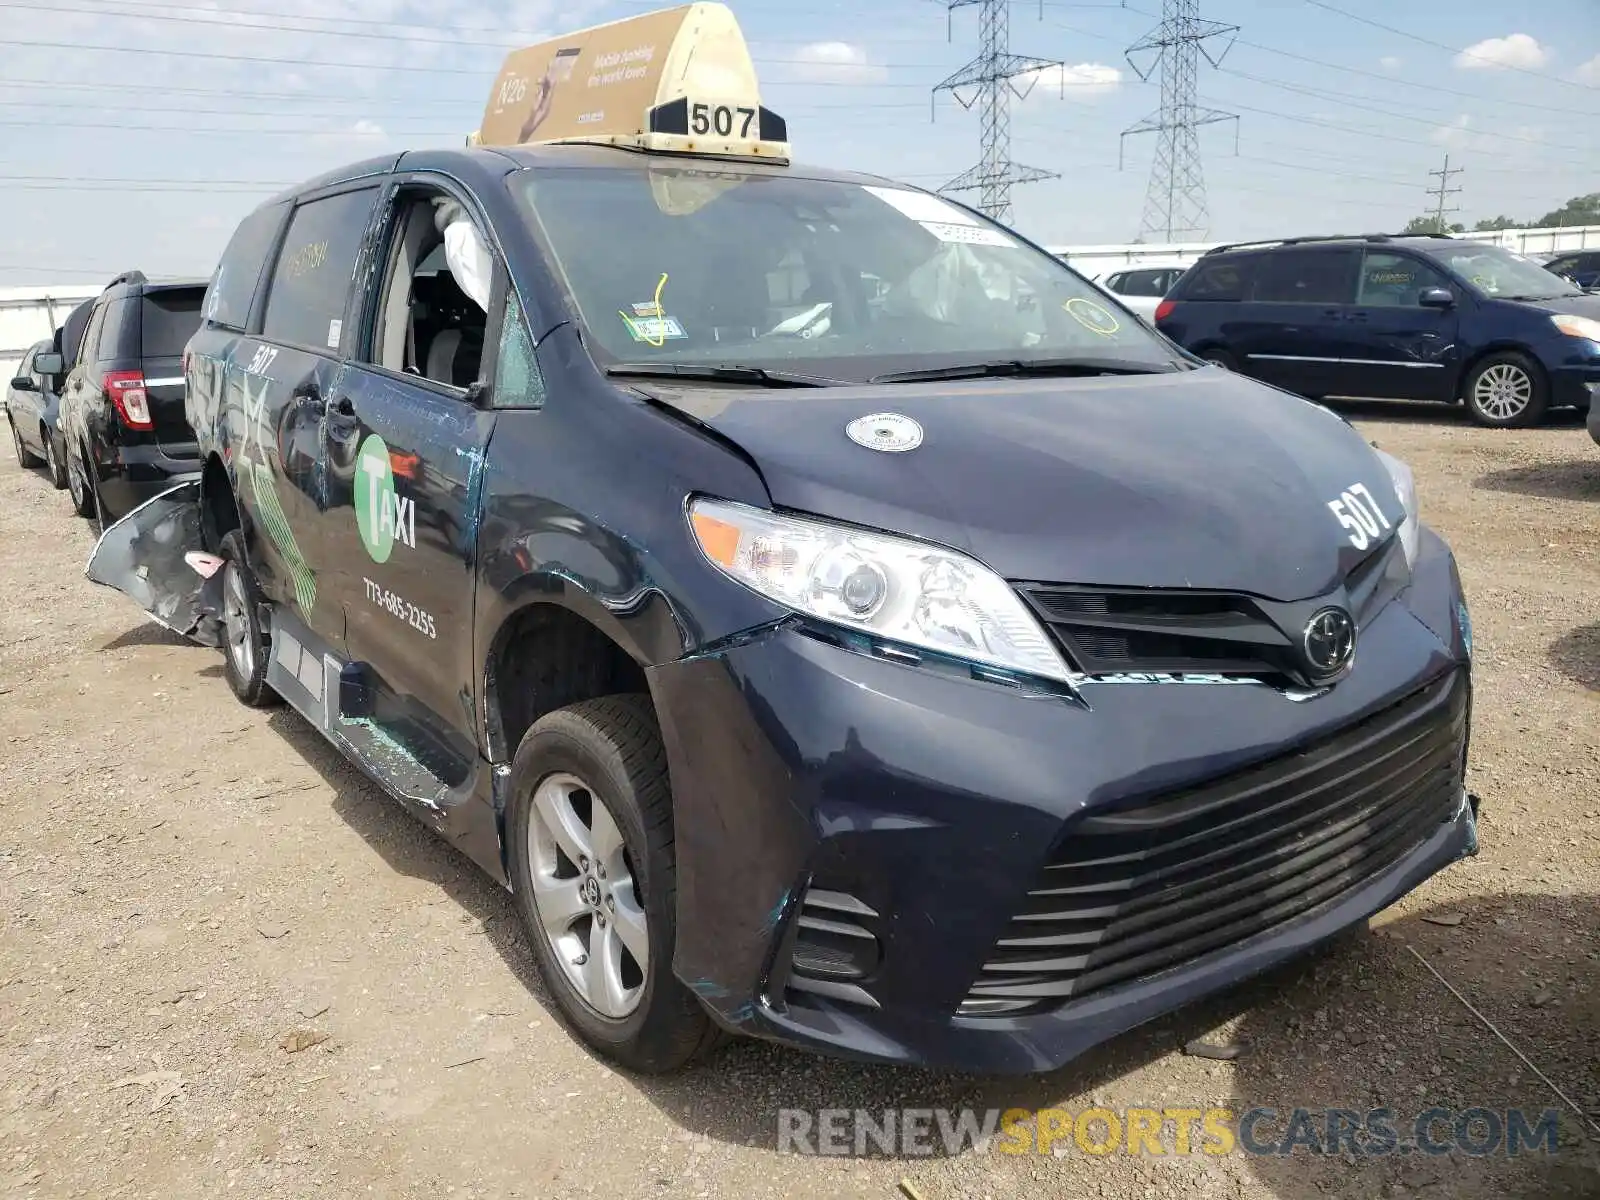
[479,583,677,765]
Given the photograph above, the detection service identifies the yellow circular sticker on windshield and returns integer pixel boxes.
[1064,297,1121,337]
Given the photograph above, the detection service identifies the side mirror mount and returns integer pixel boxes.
[33,352,63,376]
[10,375,37,392]
[464,379,493,408]
[1418,288,1455,310]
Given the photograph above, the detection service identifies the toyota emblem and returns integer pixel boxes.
[1303,607,1356,678]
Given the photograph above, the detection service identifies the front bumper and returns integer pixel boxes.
[1551,362,1600,413]
[649,529,1474,1074]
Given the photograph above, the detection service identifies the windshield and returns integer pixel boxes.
[1428,244,1582,299]
[512,163,1185,381]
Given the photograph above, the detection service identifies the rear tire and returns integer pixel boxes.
[1463,352,1547,428]
[66,440,95,519]
[1199,347,1239,372]
[218,529,280,708]
[507,695,721,1074]
[42,429,67,490]
[9,417,41,468]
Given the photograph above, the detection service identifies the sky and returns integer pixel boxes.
[1,0,1597,285]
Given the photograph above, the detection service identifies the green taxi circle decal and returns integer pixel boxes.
[355,433,397,563]
[1064,297,1121,337]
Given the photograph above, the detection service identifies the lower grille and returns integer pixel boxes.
[962,670,1468,1014]
[783,887,881,1009]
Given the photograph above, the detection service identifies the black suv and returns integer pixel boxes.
[59,272,208,524]
[1155,234,1600,427]
[1545,250,1600,291]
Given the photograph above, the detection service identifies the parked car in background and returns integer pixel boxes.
[1085,258,1191,320]
[1155,234,1600,427]
[6,337,68,488]
[58,272,207,526]
[1544,250,1600,291]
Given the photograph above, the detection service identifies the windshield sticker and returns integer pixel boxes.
[922,221,1016,248]
[1064,297,1121,337]
[326,319,342,349]
[863,186,976,226]
[846,412,923,453]
[622,314,686,343]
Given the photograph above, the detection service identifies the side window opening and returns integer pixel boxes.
[371,188,493,390]
[1253,249,1359,305]
[206,203,287,333]
[1182,258,1251,301]
[1357,253,1450,308]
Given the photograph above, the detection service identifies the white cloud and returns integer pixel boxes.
[1018,62,1123,102]
[351,119,387,137]
[1431,113,1475,148]
[1379,55,1403,71]
[1577,53,1600,84]
[782,42,887,85]
[1454,33,1549,71]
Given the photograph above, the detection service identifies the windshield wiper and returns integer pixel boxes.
[606,362,849,388]
[868,356,1185,385]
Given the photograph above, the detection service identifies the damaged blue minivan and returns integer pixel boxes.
[88,112,1477,1075]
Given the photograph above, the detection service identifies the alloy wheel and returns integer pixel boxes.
[1473,363,1532,422]
[10,421,23,465]
[222,561,256,683]
[67,452,85,506]
[526,772,649,1019]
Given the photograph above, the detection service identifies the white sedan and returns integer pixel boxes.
[1084,259,1193,320]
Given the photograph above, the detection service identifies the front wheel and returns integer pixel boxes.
[1463,352,1547,428]
[507,695,720,1074]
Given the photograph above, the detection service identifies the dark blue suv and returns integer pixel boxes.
[1155,234,1600,427]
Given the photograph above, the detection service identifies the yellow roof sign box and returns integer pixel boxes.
[474,2,791,163]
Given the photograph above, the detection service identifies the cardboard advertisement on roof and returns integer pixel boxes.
[475,2,789,164]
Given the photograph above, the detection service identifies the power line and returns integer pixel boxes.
[1426,154,1464,230]
[1121,0,1239,242]
[1299,0,1596,91]
[933,0,1062,222]
[1215,67,1591,151]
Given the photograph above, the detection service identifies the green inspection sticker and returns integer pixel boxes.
[1064,297,1121,337]
[355,433,396,563]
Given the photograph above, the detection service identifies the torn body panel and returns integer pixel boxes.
[84,481,224,647]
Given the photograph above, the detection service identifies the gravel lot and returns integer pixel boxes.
[2,401,1597,1199]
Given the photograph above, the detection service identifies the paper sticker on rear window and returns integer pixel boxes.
[327,318,342,348]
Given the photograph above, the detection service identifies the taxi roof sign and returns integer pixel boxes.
[475,3,790,164]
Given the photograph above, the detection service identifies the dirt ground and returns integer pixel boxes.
[2,401,1598,1200]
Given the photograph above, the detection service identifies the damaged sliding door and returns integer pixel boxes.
[84,481,225,646]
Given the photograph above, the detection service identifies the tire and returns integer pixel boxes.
[1463,352,1548,428]
[218,529,280,708]
[9,417,41,468]
[1199,347,1239,372]
[42,429,67,490]
[507,695,720,1074]
[66,440,96,519]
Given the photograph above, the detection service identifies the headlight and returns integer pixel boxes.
[1551,313,1600,342]
[688,497,1073,684]
[1371,446,1419,566]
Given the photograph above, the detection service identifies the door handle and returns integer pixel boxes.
[1346,310,1368,324]
[1321,308,1344,320]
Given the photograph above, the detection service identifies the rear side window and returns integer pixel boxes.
[1118,269,1171,297]
[1179,257,1253,301]
[1254,249,1359,304]
[142,289,205,358]
[77,300,109,367]
[262,188,379,352]
[205,203,287,332]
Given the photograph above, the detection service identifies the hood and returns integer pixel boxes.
[644,368,1400,602]
[1516,292,1600,318]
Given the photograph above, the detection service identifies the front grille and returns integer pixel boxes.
[962,670,1467,1015]
[782,887,882,1009]
[1019,536,1404,682]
